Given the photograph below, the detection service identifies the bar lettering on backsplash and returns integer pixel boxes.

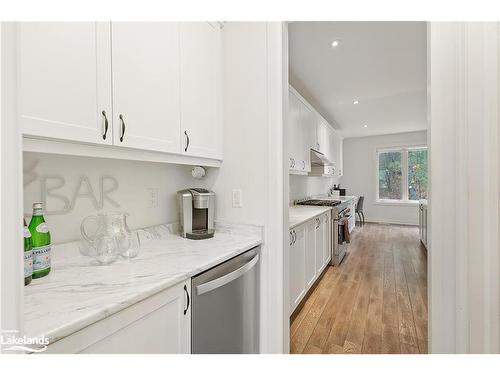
[41,176,71,215]
[24,158,121,215]
[71,176,99,210]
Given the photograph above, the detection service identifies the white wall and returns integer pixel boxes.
[216,22,285,353]
[289,174,340,203]
[211,23,269,225]
[341,130,427,225]
[23,152,217,244]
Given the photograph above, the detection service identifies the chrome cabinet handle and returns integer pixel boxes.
[293,230,296,244]
[184,130,190,152]
[302,160,305,170]
[101,110,109,140]
[183,285,190,315]
[119,114,125,142]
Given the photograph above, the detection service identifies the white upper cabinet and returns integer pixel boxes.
[288,85,343,177]
[332,131,343,176]
[300,104,315,171]
[18,22,223,164]
[315,118,330,157]
[287,88,315,173]
[180,23,222,160]
[18,22,113,144]
[111,23,181,153]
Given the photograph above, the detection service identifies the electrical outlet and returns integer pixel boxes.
[147,188,159,208]
[232,189,243,208]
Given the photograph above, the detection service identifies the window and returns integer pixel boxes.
[377,146,427,203]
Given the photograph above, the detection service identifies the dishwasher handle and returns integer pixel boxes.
[196,254,259,296]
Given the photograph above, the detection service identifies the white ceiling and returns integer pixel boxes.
[289,22,427,138]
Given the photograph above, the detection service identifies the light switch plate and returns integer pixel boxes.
[147,188,159,208]
[232,189,242,208]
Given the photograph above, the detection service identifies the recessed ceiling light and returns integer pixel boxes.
[353,100,359,105]
[331,40,341,48]
[363,124,368,128]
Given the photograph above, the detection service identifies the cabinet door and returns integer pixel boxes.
[315,119,330,154]
[288,90,302,171]
[329,127,338,169]
[315,216,325,275]
[289,226,306,314]
[335,133,344,176]
[80,281,191,354]
[305,220,317,289]
[180,22,222,159]
[111,22,181,153]
[300,104,315,172]
[18,22,112,144]
[323,213,332,267]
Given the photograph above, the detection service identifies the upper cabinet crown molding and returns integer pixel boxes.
[18,22,223,165]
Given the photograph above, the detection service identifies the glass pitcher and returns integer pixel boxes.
[80,212,135,264]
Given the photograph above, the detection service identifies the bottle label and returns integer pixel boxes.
[33,245,51,272]
[24,226,32,238]
[24,250,33,278]
[36,223,49,234]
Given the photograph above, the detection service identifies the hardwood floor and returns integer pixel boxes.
[290,223,428,354]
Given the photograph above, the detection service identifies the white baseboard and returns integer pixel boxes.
[358,217,418,226]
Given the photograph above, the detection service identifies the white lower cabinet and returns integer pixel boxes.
[289,212,331,316]
[314,217,323,276]
[322,213,332,267]
[43,280,191,354]
[305,220,317,289]
[289,225,306,313]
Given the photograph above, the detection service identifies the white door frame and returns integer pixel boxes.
[0,22,24,351]
[428,22,500,353]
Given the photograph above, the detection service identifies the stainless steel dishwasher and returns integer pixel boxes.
[191,246,260,354]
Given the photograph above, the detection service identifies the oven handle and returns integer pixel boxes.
[196,254,259,296]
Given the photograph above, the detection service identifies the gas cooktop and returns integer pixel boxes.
[296,199,341,207]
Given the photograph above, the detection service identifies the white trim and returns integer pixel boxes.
[0,22,24,351]
[262,22,286,354]
[374,200,420,207]
[23,136,222,168]
[429,22,500,353]
[281,22,290,355]
[363,218,419,226]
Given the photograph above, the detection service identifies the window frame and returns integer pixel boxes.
[375,145,428,205]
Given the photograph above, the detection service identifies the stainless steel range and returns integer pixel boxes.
[297,198,350,266]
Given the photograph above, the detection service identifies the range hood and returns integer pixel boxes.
[309,149,335,177]
[310,149,331,166]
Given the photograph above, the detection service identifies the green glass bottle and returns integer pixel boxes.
[29,203,51,279]
[23,219,33,285]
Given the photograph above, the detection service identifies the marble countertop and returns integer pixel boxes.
[289,206,332,229]
[24,223,263,345]
[289,195,357,229]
